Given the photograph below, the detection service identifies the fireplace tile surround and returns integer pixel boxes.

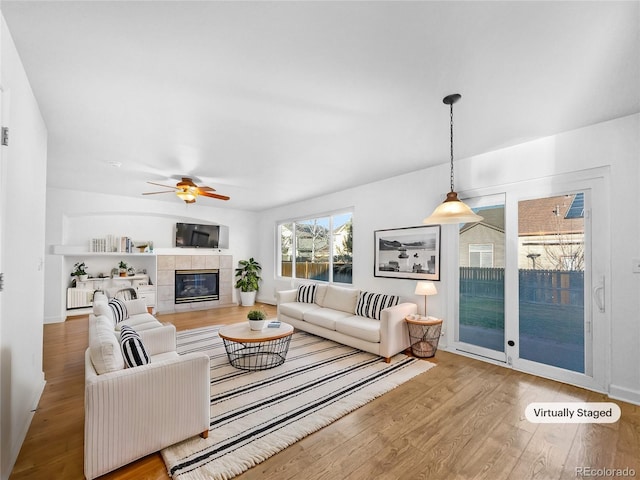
[156,254,233,313]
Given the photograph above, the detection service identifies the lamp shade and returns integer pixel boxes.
[415,281,437,296]
[423,191,484,225]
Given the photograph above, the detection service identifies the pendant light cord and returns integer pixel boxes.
[449,102,455,193]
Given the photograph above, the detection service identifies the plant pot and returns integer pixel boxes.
[239,290,257,307]
[78,274,88,282]
[248,319,266,331]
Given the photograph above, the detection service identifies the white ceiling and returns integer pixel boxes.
[2,1,639,211]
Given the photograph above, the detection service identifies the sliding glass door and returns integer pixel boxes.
[453,171,609,391]
[457,194,506,363]
[517,193,585,373]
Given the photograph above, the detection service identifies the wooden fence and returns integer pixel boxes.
[281,261,352,283]
[460,267,584,306]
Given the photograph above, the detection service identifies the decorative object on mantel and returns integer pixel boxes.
[234,257,262,306]
[71,262,88,282]
[118,261,128,277]
[414,281,437,316]
[246,309,267,330]
[423,93,483,225]
[374,225,441,281]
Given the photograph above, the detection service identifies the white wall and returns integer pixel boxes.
[44,187,261,323]
[258,114,640,405]
[0,14,48,480]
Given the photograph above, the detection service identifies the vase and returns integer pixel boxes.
[248,319,266,331]
[239,290,257,307]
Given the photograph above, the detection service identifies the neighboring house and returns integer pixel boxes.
[459,207,506,268]
[458,194,584,271]
[518,193,584,271]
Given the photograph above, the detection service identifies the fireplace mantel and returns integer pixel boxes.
[156,254,233,313]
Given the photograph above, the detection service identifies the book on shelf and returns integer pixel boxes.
[89,235,135,253]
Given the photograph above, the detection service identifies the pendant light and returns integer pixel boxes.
[423,94,483,225]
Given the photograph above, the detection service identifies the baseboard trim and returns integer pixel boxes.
[4,378,46,479]
[609,384,640,406]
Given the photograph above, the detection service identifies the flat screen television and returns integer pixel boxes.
[175,223,220,248]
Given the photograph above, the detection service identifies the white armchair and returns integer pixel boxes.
[84,315,210,479]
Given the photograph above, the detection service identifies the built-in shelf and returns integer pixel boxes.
[51,245,155,256]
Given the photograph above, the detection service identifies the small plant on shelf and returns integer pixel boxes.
[118,260,128,277]
[71,262,88,281]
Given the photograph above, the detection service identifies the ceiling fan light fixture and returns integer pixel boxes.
[423,93,483,226]
[176,188,197,203]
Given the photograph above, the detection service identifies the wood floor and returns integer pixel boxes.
[10,305,640,480]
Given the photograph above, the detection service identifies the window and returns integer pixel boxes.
[469,244,494,267]
[278,211,352,284]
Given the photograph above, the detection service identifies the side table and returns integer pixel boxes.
[405,316,443,358]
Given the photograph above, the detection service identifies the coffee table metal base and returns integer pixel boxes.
[218,322,294,371]
[222,335,292,370]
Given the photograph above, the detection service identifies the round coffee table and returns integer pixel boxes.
[218,321,294,371]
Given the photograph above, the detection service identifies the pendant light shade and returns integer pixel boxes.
[423,94,483,225]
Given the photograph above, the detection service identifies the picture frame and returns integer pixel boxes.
[374,225,441,281]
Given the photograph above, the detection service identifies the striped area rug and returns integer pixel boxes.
[161,326,435,480]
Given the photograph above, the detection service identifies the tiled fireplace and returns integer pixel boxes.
[156,254,233,313]
[175,269,219,303]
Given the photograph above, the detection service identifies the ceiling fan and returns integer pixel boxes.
[143,177,230,204]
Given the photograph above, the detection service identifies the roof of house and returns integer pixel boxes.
[459,193,584,236]
[518,194,583,236]
[460,206,505,234]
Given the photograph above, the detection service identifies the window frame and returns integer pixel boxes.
[469,243,494,268]
[277,209,353,285]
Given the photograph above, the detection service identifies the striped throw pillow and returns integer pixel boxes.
[355,292,399,320]
[108,298,128,323]
[120,325,149,368]
[296,284,317,304]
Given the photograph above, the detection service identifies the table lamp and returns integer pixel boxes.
[414,281,437,317]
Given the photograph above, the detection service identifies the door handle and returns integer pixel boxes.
[593,277,605,313]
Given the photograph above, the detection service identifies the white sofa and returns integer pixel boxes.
[277,284,417,362]
[92,291,162,331]
[84,312,210,479]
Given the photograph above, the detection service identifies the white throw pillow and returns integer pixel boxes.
[314,284,328,306]
[89,315,125,374]
[124,298,148,315]
[93,302,114,324]
[322,285,360,314]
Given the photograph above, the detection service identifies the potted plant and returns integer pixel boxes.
[234,257,262,306]
[247,309,267,331]
[71,262,88,282]
[118,260,128,277]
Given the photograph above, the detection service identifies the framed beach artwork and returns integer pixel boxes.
[374,225,441,281]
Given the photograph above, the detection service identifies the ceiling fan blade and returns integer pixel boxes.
[142,190,174,195]
[198,186,216,192]
[200,190,230,201]
[147,181,178,190]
